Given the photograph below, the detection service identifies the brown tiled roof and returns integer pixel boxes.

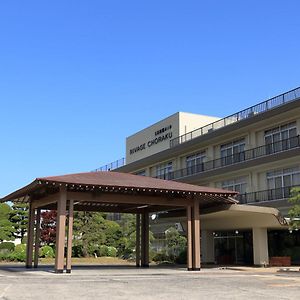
[39,171,236,195]
[1,171,237,203]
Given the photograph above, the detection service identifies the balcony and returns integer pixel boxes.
[93,157,126,172]
[156,135,300,180]
[237,186,298,205]
[170,87,300,148]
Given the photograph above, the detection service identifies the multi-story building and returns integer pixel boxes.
[98,87,300,265]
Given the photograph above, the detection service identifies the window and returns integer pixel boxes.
[264,122,297,153]
[220,138,246,166]
[135,170,146,176]
[156,162,173,179]
[186,151,206,175]
[222,177,247,194]
[267,166,300,199]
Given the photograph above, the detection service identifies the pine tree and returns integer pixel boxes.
[0,203,15,242]
[9,202,29,241]
[288,187,300,230]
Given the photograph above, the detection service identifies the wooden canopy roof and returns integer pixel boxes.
[1,171,238,213]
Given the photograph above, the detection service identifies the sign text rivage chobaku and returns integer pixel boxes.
[129,125,173,155]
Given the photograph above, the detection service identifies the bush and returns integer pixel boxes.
[96,245,117,257]
[0,242,15,253]
[175,248,187,264]
[72,245,83,257]
[107,246,117,257]
[152,251,169,262]
[9,244,26,262]
[39,245,54,258]
[0,252,9,261]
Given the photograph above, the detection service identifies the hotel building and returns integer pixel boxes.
[98,87,300,265]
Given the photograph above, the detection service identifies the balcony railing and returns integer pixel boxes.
[237,186,298,204]
[170,87,300,148]
[93,157,126,172]
[156,135,300,180]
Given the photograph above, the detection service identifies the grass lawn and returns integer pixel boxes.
[0,257,134,265]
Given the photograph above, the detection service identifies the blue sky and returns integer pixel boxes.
[1,1,300,197]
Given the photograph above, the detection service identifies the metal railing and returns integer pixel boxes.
[93,157,126,172]
[170,87,300,147]
[237,186,298,204]
[156,135,300,180]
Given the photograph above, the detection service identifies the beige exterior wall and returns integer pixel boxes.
[126,112,219,165]
[120,101,300,215]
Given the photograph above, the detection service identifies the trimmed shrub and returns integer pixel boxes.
[175,248,187,264]
[9,244,26,262]
[107,246,117,257]
[0,242,15,253]
[39,245,54,258]
[96,245,117,257]
[152,251,169,262]
[72,245,83,258]
[0,252,9,261]
[97,245,109,257]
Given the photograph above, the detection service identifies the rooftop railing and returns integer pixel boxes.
[237,185,298,205]
[93,157,126,172]
[170,87,300,148]
[156,135,300,180]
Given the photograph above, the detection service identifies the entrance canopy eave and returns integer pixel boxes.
[0,171,238,212]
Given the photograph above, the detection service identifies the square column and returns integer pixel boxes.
[66,200,74,273]
[252,228,269,266]
[187,206,193,270]
[141,212,149,268]
[55,186,67,273]
[135,214,141,267]
[192,199,201,271]
[201,230,215,264]
[34,209,41,268]
[26,203,35,268]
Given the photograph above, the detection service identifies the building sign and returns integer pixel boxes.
[129,125,173,155]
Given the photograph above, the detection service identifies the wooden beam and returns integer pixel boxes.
[67,191,192,207]
[32,193,59,209]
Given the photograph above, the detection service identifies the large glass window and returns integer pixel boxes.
[264,122,297,153]
[222,177,247,194]
[267,166,300,199]
[156,162,173,179]
[186,151,206,175]
[220,138,246,166]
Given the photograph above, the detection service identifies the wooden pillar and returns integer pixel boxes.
[66,200,74,273]
[141,212,149,267]
[34,209,41,268]
[187,206,193,270]
[193,199,201,270]
[55,186,67,273]
[26,202,35,268]
[135,213,141,267]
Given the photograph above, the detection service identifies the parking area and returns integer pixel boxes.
[0,265,300,299]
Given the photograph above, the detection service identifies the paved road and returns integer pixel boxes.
[0,265,300,299]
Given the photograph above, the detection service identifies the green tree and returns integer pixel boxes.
[165,227,187,261]
[73,212,122,257]
[288,187,300,230]
[9,203,28,241]
[0,203,15,242]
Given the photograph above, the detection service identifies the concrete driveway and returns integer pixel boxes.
[0,265,300,299]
